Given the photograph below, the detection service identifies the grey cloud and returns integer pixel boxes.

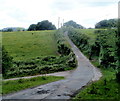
[8,8,28,22]
[86,2,116,7]
[51,0,77,11]
[51,0,116,11]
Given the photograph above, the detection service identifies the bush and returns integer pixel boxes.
[116,70,120,83]
[2,46,13,75]
[68,28,117,69]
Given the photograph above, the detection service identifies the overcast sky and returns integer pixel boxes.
[0,0,119,29]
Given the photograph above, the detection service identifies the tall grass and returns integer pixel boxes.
[2,30,58,61]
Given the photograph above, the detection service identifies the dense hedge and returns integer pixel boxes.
[4,55,76,78]
[68,28,117,69]
[2,46,13,76]
[54,29,77,67]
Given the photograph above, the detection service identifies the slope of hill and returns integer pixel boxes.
[2,30,58,60]
[2,30,76,79]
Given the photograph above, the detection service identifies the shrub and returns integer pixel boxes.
[2,46,13,76]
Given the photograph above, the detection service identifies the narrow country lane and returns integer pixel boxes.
[2,31,102,100]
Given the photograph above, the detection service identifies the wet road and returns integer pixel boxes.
[2,32,102,100]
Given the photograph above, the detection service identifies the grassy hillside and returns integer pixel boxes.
[2,30,77,79]
[2,31,58,61]
[2,29,76,94]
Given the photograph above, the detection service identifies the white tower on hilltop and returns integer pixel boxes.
[58,17,60,29]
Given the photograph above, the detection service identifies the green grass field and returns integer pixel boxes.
[2,30,58,61]
[77,29,96,38]
[75,29,106,45]
[2,76,64,95]
[76,29,105,45]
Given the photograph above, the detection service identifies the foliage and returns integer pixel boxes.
[28,20,56,31]
[64,20,85,29]
[6,28,13,32]
[58,44,71,55]
[73,68,119,100]
[55,29,71,55]
[68,28,95,59]
[4,55,76,79]
[68,28,117,69]
[28,24,37,31]
[36,20,56,30]
[2,46,13,75]
[95,19,117,29]
[2,76,64,95]
[67,27,119,100]
[55,29,77,67]
[116,18,120,83]
[96,30,117,68]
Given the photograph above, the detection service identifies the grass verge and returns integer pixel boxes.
[2,76,64,95]
[73,50,119,100]
[73,66,119,100]
[0,74,2,95]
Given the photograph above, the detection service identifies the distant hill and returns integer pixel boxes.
[2,27,26,32]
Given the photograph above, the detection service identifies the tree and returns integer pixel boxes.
[7,28,13,32]
[28,24,37,31]
[108,19,117,27]
[64,20,85,29]
[28,20,56,31]
[2,46,13,75]
[95,20,108,28]
[95,19,117,29]
[116,18,120,83]
[36,20,56,30]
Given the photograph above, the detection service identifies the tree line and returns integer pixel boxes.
[95,19,117,29]
[28,20,56,31]
[1,19,117,32]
